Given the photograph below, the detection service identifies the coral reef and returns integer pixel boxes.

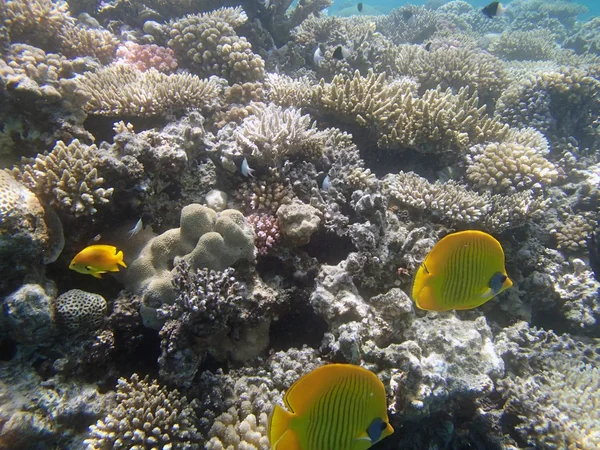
[166,7,265,83]
[2,0,600,449]
[85,374,201,449]
[54,289,107,333]
[75,65,223,117]
[125,204,255,318]
[12,139,113,217]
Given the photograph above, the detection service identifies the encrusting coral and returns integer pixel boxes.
[85,374,201,450]
[11,139,113,217]
[75,65,223,117]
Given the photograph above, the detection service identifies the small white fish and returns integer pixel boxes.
[314,47,324,66]
[263,0,271,8]
[127,218,143,239]
[241,157,255,177]
[322,174,331,191]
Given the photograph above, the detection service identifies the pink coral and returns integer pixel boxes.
[115,41,178,73]
[247,214,280,255]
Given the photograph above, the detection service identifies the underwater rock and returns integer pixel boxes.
[3,282,57,345]
[0,171,64,294]
[276,202,321,246]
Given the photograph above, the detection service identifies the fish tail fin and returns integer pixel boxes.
[269,404,298,449]
[116,251,127,268]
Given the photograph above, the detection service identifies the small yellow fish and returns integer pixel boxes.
[412,230,512,311]
[269,364,394,450]
[69,244,127,279]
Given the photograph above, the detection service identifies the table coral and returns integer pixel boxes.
[75,65,224,117]
[12,139,113,217]
[167,6,265,83]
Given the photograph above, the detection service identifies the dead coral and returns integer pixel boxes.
[75,65,223,117]
[12,139,113,217]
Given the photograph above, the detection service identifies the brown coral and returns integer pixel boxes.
[167,6,265,83]
[12,139,113,217]
[75,64,223,117]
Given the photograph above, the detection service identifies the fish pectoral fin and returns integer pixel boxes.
[414,285,440,311]
[478,286,494,299]
[272,429,302,450]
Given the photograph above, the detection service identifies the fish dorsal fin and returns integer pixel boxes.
[283,364,373,414]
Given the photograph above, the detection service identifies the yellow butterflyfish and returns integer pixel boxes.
[268,364,394,450]
[411,230,512,311]
[69,244,127,279]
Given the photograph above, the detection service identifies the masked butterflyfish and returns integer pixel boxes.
[411,230,512,311]
[69,244,127,279]
[268,363,394,450]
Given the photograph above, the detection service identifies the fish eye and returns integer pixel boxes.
[501,275,507,283]
[379,421,388,431]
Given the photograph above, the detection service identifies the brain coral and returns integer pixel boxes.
[125,204,255,321]
[54,289,107,332]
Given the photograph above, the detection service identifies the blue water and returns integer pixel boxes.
[330,0,600,18]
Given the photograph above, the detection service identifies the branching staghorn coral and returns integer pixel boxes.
[57,24,119,64]
[75,65,223,117]
[564,17,600,56]
[383,171,547,232]
[291,14,387,78]
[167,7,265,84]
[85,374,201,449]
[376,5,445,45]
[488,29,561,61]
[12,139,113,217]
[265,73,313,108]
[216,103,329,169]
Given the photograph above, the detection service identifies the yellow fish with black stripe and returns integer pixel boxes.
[268,364,394,450]
[412,230,512,311]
